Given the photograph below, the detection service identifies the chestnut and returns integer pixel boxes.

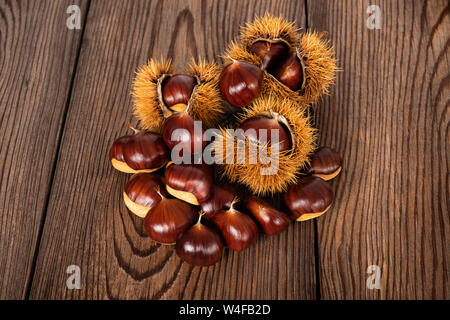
[272,50,304,91]
[211,200,259,252]
[162,74,197,108]
[144,196,197,244]
[249,40,289,71]
[219,60,263,108]
[162,109,206,155]
[109,127,169,174]
[176,216,224,266]
[283,176,333,221]
[238,114,293,152]
[165,162,214,205]
[200,184,237,220]
[123,173,168,218]
[245,197,290,236]
[307,147,342,180]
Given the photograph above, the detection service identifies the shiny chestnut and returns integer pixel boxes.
[245,197,290,236]
[162,111,206,156]
[220,61,263,108]
[176,219,224,266]
[165,162,214,205]
[123,173,168,218]
[144,197,197,244]
[307,147,342,180]
[249,40,289,71]
[238,115,293,152]
[272,50,304,91]
[200,184,237,220]
[283,176,333,221]
[162,74,197,108]
[211,202,259,252]
[109,128,169,174]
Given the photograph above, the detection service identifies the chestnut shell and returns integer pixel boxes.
[238,116,292,152]
[162,74,196,107]
[165,163,214,203]
[144,198,197,244]
[219,61,263,108]
[122,131,169,170]
[124,173,168,208]
[176,223,224,266]
[211,209,259,251]
[249,40,289,72]
[245,197,291,236]
[272,50,303,91]
[283,176,333,219]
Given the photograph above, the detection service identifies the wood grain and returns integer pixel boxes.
[308,0,449,299]
[28,0,315,299]
[0,0,88,299]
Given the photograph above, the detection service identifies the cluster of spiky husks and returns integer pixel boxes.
[224,13,337,106]
[213,96,316,195]
[240,12,301,48]
[132,58,225,132]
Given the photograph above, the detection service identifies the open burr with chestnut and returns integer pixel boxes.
[219,13,337,107]
[132,59,226,132]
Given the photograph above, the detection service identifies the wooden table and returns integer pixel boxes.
[0,0,448,300]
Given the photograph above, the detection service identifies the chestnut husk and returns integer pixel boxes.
[132,59,226,132]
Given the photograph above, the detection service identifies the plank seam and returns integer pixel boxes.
[23,0,92,300]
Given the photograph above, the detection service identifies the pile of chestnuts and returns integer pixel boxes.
[108,14,342,266]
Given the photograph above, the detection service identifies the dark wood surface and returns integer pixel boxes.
[308,0,449,299]
[0,0,448,299]
[0,0,88,299]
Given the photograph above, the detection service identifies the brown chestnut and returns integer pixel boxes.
[307,147,342,180]
[245,197,290,236]
[249,40,289,71]
[144,197,197,244]
[109,127,169,174]
[165,162,214,205]
[283,176,333,221]
[219,60,263,108]
[211,201,259,252]
[176,217,224,266]
[272,51,304,91]
[162,74,196,108]
[123,173,168,218]
[238,114,293,152]
[162,110,206,155]
[200,184,237,220]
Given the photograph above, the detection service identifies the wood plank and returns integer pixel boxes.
[308,0,449,299]
[0,0,88,299]
[29,0,315,299]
